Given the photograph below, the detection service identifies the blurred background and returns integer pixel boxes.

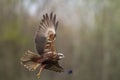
[0,0,120,80]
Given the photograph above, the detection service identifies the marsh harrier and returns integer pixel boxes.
[20,12,64,78]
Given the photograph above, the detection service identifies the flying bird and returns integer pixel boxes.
[20,12,64,78]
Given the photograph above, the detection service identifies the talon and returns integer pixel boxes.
[37,73,40,79]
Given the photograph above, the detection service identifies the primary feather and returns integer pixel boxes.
[35,12,58,55]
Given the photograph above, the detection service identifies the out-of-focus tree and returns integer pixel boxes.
[0,0,34,80]
[1,0,120,80]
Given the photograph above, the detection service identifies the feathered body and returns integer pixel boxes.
[20,13,64,78]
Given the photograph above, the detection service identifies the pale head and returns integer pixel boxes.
[57,53,64,60]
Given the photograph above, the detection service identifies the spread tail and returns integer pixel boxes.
[20,50,40,71]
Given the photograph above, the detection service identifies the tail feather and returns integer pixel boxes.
[20,50,40,71]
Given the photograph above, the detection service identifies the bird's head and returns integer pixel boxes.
[57,53,64,60]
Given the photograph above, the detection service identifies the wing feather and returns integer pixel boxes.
[35,13,59,55]
[45,61,64,72]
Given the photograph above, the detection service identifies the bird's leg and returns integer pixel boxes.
[36,64,46,79]
[33,64,40,70]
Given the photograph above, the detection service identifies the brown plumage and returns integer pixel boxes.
[20,12,64,78]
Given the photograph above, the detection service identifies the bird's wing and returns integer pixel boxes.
[35,12,59,55]
[45,61,64,72]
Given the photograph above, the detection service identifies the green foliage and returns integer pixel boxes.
[0,0,120,80]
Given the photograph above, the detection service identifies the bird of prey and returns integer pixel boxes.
[20,12,64,78]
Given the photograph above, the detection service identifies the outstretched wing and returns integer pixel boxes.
[35,12,59,55]
[45,61,64,72]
